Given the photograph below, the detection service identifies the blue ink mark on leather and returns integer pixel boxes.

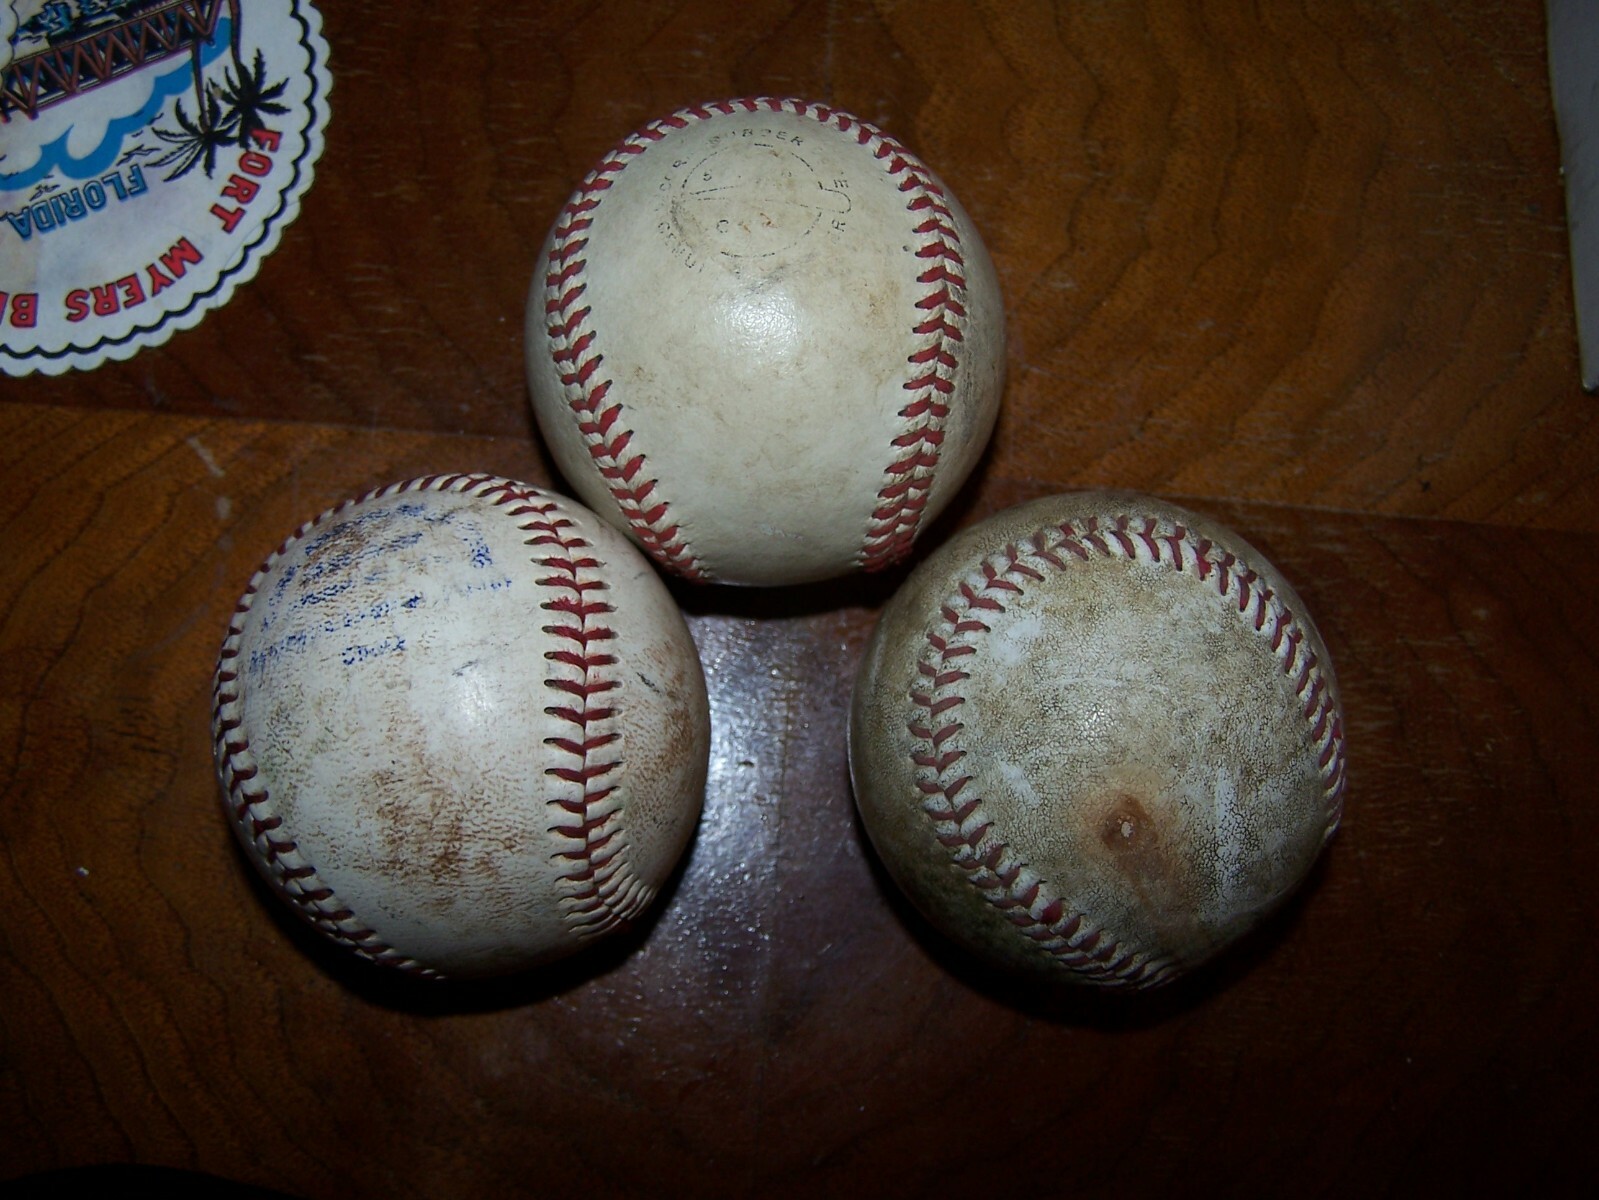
[342,636,405,666]
[246,631,309,678]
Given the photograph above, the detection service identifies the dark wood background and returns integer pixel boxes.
[4,3,1597,1196]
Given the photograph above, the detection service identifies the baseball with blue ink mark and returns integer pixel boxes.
[211,475,712,979]
[244,500,511,677]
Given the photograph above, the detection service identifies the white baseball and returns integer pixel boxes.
[211,475,710,978]
[525,97,1006,587]
[849,491,1347,990]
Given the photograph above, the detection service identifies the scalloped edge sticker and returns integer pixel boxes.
[0,0,330,376]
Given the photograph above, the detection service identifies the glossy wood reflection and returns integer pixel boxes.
[3,2,1596,1197]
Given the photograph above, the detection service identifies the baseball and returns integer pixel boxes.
[211,475,710,978]
[849,491,1347,990]
[525,97,1006,586]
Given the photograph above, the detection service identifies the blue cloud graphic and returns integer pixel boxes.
[1,17,233,189]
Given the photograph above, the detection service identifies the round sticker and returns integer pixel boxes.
[1,0,330,376]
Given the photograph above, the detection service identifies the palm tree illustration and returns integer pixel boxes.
[220,49,290,146]
[151,86,234,179]
[151,1,289,180]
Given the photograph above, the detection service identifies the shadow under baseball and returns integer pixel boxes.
[845,761,1340,1031]
[232,811,701,1017]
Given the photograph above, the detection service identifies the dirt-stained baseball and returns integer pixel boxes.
[849,491,1346,990]
[526,97,1006,586]
[211,475,710,978]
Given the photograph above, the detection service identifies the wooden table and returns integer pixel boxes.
[4,4,1596,1196]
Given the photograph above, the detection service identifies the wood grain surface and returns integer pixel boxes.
[3,2,1596,1197]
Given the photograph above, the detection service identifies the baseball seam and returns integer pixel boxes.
[855,111,967,572]
[511,495,653,936]
[908,513,1347,989]
[211,474,645,976]
[540,96,968,580]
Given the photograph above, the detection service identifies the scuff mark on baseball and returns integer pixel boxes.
[526,97,1006,587]
[211,475,710,978]
[848,491,1347,991]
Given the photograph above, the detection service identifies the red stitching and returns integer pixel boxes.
[858,130,967,570]
[904,515,1348,987]
[512,495,653,936]
[540,97,976,580]
[541,108,728,581]
[210,476,652,976]
[209,477,515,978]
